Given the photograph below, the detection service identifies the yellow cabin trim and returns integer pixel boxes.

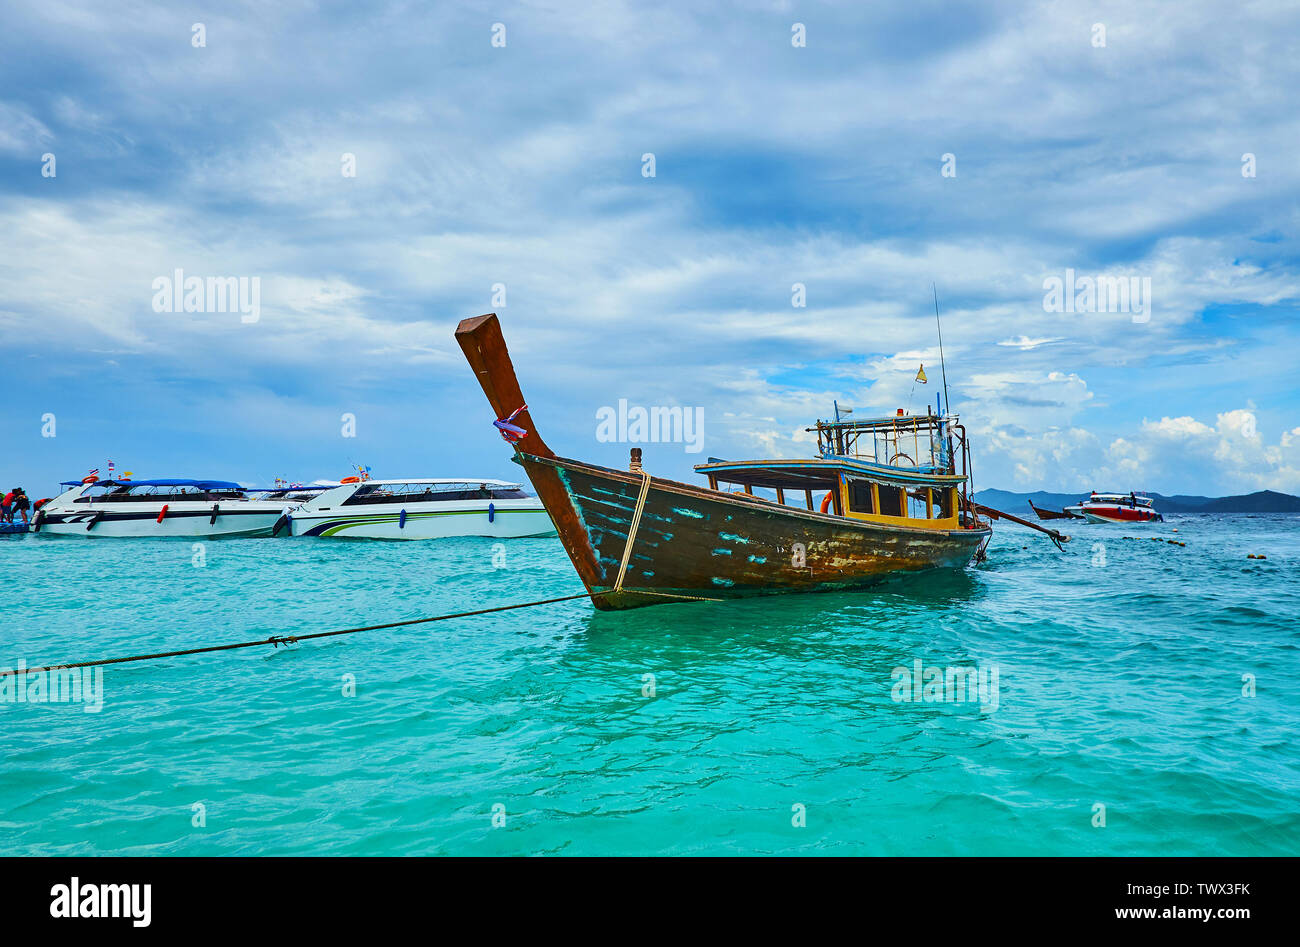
[838,477,960,530]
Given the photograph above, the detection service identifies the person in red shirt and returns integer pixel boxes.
[1,490,14,524]
[12,489,30,524]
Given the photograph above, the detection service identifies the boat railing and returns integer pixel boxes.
[808,413,958,475]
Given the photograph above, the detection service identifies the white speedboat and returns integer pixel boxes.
[287,478,556,539]
[1063,491,1164,524]
[34,478,293,538]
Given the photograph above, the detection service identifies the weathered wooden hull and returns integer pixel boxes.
[519,452,991,610]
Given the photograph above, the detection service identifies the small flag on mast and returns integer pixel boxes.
[916,365,928,384]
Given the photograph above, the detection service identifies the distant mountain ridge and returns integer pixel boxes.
[974,488,1300,514]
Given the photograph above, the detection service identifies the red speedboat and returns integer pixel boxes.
[1063,492,1163,524]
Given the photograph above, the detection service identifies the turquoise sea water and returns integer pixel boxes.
[2,514,1297,856]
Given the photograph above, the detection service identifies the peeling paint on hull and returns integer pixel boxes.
[521,453,991,611]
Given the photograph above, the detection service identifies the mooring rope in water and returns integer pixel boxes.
[0,593,592,680]
[8,470,726,681]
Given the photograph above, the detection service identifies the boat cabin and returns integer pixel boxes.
[694,410,975,530]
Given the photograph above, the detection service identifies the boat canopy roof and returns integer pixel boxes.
[805,410,961,474]
[343,478,522,487]
[695,457,967,492]
[1085,493,1154,506]
[62,478,244,489]
[812,413,951,433]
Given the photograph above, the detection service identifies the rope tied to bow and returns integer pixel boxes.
[609,470,723,604]
[493,404,529,444]
[0,594,593,680]
[614,470,653,593]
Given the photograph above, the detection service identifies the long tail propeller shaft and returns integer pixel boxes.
[973,502,1070,549]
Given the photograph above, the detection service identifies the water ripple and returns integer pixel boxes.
[1,515,1297,854]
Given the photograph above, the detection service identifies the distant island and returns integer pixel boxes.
[975,488,1300,514]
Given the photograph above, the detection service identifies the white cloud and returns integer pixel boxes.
[0,101,52,154]
[998,335,1063,350]
[1094,410,1300,493]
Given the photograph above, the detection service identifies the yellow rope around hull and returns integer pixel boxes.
[607,471,722,605]
[613,470,652,593]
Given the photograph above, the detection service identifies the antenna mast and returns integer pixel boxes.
[933,283,951,416]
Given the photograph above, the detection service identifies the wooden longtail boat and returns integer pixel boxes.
[456,313,992,610]
[1028,500,1080,521]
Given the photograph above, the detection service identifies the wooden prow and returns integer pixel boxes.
[456,313,606,600]
[1028,499,1074,521]
[454,313,554,459]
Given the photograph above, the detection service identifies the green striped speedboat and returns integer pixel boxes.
[287,479,556,539]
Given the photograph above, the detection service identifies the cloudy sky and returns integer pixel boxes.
[2,0,1298,496]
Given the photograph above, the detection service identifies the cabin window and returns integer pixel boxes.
[906,489,929,520]
[847,479,874,514]
[876,484,905,517]
[934,488,956,519]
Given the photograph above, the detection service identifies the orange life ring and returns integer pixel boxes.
[81,474,98,484]
[820,492,834,514]
[341,476,360,484]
